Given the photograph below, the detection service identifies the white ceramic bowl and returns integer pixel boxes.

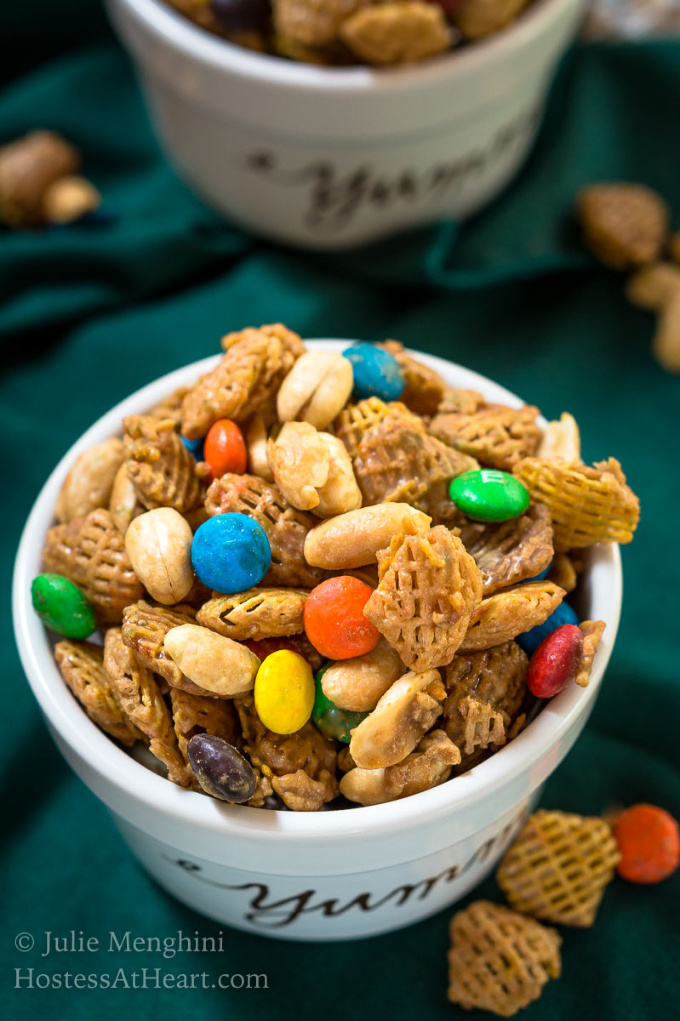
[106,0,584,249]
[13,341,621,941]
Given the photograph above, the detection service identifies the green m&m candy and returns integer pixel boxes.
[31,573,96,639]
[449,469,530,523]
[312,669,368,744]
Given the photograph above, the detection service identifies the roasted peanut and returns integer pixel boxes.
[109,462,143,535]
[314,432,362,518]
[124,508,194,605]
[164,624,260,696]
[349,669,446,769]
[268,421,330,510]
[55,438,125,523]
[339,730,460,805]
[276,351,354,430]
[245,413,274,481]
[321,638,404,712]
[43,175,100,224]
[304,502,431,569]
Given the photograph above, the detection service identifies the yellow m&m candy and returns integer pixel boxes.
[254,650,315,735]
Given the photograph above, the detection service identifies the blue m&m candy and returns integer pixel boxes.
[343,343,405,402]
[181,435,204,460]
[516,600,580,657]
[191,513,271,594]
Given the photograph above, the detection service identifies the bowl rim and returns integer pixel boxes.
[109,0,580,92]
[12,340,621,842]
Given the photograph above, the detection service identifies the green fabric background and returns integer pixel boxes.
[1,5,679,1020]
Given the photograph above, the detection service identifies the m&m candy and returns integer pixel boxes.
[527,624,584,699]
[191,512,271,593]
[203,418,247,479]
[613,804,680,884]
[342,343,405,402]
[312,669,368,743]
[181,435,204,460]
[254,650,315,735]
[186,734,257,803]
[303,576,380,660]
[31,573,96,639]
[449,469,530,523]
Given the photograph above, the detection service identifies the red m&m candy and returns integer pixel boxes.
[527,624,583,699]
[613,804,680,884]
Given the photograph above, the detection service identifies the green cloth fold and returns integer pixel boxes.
[1,16,679,1021]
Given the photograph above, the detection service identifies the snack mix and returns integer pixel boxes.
[32,327,640,814]
[163,0,536,67]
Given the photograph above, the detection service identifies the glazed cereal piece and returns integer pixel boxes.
[205,473,324,588]
[447,901,561,1017]
[341,2,451,65]
[340,730,460,805]
[442,641,527,765]
[547,552,578,593]
[537,412,581,463]
[43,509,143,626]
[376,341,448,417]
[121,600,215,699]
[496,809,620,927]
[460,581,565,653]
[0,130,80,227]
[353,405,477,513]
[276,349,354,430]
[436,388,486,416]
[577,183,669,270]
[453,0,531,40]
[182,325,303,440]
[272,0,369,47]
[575,619,606,687]
[334,396,394,458]
[457,503,554,595]
[627,263,680,373]
[457,696,506,757]
[55,438,125,524]
[349,669,446,769]
[123,416,204,514]
[109,463,144,535]
[268,422,362,516]
[54,640,140,746]
[364,528,483,671]
[103,628,192,786]
[196,588,308,641]
[430,400,541,471]
[513,457,640,551]
[234,694,337,811]
[146,384,191,424]
[170,687,240,759]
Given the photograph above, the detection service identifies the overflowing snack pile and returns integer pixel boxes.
[447,802,679,1015]
[164,0,535,67]
[576,181,680,372]
[31,326,640,811]
[0,130,101,228]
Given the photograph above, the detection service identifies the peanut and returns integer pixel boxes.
[304,503,431,569]
[124,508,194,605]
[349,669,446,769]
[245,413,274,481]
[109,462,143,535]
[321,638,404,712]
[627,262,680,373]
[55,437,125,523]
[164,624,260,697]
[314,432,362,518]
[276,351,353,430]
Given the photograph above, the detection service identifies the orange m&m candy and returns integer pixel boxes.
[612,803,680,884]
[303,576,380,661]
[204,419,247,478]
